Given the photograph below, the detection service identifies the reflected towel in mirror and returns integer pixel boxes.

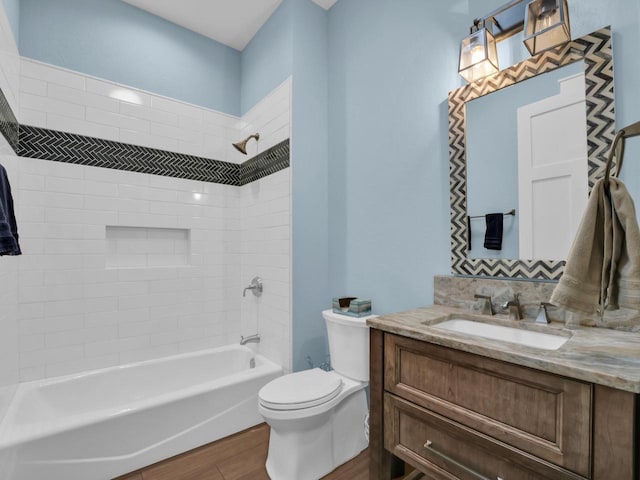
[484,213,503,250]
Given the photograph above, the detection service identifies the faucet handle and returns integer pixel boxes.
[536,302,557,325]
[474,294,494,315]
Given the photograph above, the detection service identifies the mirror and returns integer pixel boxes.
[448,27,616,280]
[466,61,586,261]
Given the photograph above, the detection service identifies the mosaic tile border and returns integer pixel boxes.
[448,27,615,280]
[16,125,289,186]
[240,140,290,186]
[0,85,18,152]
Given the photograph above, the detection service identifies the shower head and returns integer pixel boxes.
[232,133,260,155]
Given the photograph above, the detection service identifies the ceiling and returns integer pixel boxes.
[123,0,339,52]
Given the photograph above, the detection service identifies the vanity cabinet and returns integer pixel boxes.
[370,329,638,480]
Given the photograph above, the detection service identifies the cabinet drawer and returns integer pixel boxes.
[384,393,586,480]
[384,334,592,477]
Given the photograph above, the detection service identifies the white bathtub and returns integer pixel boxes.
[0,345,282,480]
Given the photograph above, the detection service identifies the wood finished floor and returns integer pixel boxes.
[115,423,411,480]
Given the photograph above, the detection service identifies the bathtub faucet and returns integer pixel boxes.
[240,334,260,346]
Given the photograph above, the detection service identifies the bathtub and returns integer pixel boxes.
[0,345,282,480]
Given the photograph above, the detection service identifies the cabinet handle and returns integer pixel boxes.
[424,440,496,480]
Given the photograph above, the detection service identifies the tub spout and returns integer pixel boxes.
[240,334,260,346]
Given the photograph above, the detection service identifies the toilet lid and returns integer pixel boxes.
[259,368,343,410]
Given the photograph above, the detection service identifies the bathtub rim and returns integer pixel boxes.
[0,345,282,449]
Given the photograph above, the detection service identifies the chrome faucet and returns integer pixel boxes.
[502,293,522,320]
[474,294,494,315]
[243,277,263,297]
[240,334,260,345]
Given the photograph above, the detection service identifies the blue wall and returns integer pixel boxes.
[240,0,293,115]
[2,0,18,41]
[326,0,469,315]
[568,1,640,205]
[290,1,330,372]
[19,0,241,114]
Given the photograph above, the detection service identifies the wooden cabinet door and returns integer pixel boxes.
[384,334,592,477]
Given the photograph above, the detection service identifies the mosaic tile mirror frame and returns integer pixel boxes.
[448,26,615,280]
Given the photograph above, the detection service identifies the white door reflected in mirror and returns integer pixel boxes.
[517,73,588,260]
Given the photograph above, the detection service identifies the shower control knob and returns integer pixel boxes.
[243,277,263,297]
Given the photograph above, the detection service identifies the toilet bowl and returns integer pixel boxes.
[258,309,375,480]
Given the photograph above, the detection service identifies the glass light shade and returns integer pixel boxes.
[523,0,571,55]
[458,28,499,83]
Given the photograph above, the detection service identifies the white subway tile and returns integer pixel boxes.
[85,336,149,357]
[120,102,178,126]
[48,83,120,112]
[20,76,47,96]
[84,195,117,212]
[86,107,150,132]
[85,78,152,106]
[21,93,85,119]
[151,96,203,120]
[20,345,84,369]
[21,59,86,89]
[45,354,118,378]
[149,122,199,143]
[45,176,85,194]
[19,107,47,127]
[83,180,118,198]
[19,334,45,353]
[119,129,179,152]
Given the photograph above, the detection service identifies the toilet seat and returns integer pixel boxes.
[259,368,343,411]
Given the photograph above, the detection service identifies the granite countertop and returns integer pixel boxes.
[367,304,640,393]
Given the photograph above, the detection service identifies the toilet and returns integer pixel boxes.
[258,309,375,480]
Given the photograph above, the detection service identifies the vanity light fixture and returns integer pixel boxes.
[458,0,571,83]
[523,0,571,55]
[458,20,500,83]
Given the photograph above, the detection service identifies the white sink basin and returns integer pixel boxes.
[432,319,568,350]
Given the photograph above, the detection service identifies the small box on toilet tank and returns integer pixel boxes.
[332,297,372,317]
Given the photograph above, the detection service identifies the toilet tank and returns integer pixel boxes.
[323,310,375,382]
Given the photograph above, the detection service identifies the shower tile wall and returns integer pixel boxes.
[0,3,20,422]
[240,168,291,372]
[240,79,292,372]
[15,158,242,381]
[6,59,292,381]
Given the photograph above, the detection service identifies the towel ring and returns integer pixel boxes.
[604,121,640,185]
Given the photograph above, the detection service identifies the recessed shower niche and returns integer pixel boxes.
[106,226,190,268]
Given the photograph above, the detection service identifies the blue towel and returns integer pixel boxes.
[0,163,21,256]
[483,213,503,251]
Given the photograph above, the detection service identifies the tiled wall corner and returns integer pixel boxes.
[229,78,292,164]
[240,168,292,373]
